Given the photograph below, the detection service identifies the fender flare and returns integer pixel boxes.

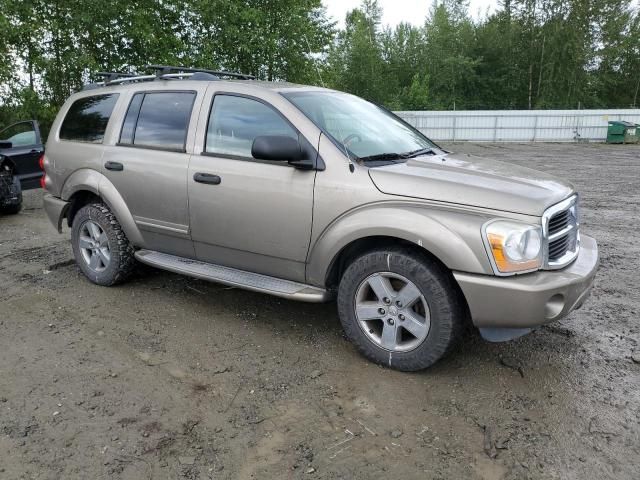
[306,203,491,287]
[61,168,144,245]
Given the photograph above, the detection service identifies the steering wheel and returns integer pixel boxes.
[343,133,362,147]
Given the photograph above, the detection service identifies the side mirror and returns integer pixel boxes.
[0,141,12,149]
[252,135,302,163]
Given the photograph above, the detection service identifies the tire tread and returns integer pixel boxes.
[72,202,135,286]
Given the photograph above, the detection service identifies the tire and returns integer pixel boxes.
[71,203,135,286]
[0,175,22,215]
[337,247,466,371]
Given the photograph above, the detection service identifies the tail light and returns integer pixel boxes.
[39,154,47,190]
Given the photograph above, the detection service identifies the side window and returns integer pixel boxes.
[119,93,144,145]
[0,121,37,146]
[60,94,119,143]
[206,95,297,158]
[119,91,195,152]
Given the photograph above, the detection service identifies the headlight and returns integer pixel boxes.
[483,221,542,275]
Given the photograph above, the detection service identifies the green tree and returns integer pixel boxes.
[188,0,334,82]
[423,0,480,109]
[381,23,429,108]
[326,0,391,103]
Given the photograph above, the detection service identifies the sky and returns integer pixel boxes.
[323,0,499,27]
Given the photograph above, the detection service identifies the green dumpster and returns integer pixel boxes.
[606,120,639,144]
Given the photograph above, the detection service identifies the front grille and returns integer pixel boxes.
[543,195,580,269]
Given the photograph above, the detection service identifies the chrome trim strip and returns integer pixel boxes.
[134,216,190,238]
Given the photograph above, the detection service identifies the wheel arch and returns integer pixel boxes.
[307,205,492,289]
[61,169,143,245]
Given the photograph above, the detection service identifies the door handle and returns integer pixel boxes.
[105,161,124,171]
[193,172,222,185]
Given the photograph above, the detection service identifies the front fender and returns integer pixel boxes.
[61,168,144,246]
[306,202,494,287]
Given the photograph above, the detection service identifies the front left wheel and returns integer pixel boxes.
[337,247,466,371]
[71,203,135,286]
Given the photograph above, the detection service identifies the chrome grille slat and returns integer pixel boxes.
[549,210,569,227]
[548,222,576,241]
[543,195,580,269]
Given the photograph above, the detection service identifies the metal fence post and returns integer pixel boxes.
[533,115,538,142]
[452,114,457,142]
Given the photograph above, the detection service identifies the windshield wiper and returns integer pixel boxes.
[358,152,408,162]
[403,147,438,158]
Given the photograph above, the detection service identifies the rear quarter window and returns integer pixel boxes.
[59,94,119,143]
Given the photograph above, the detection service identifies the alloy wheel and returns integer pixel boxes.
[78,220,111,272]
[354,272,431,352]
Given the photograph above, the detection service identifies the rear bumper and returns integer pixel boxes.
[43,194,69,233]
[454,235,599,328]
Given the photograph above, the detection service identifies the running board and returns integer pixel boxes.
[135,250,331,303]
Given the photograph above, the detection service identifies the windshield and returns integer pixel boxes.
[282,90,438,162]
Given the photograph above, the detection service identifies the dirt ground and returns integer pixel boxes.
[1,143,639,480]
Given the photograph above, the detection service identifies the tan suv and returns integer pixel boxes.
[42,66,599,371]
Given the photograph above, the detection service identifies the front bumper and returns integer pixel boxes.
[454,234,599,329]
[43,194,70,233]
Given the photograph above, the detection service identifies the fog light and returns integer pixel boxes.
[545,294,565,319]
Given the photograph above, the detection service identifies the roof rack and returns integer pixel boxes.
[81,65,255,91]
[145,65,255,80]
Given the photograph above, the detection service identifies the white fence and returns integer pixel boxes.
[395,109,640,142]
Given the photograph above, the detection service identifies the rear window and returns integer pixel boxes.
[59,94,119,143]
[119,91,196,152]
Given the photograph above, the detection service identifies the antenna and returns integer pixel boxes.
[332,127,355,173]
[303,35,325,88]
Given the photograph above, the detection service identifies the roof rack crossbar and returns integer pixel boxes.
[145,64,255,80]
[95,71,137,83]
[106,74,156,85]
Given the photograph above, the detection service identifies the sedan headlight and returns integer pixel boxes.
[483,220,542,275]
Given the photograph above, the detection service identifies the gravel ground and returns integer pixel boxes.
[1,143,639,480]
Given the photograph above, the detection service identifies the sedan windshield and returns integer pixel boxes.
[282,90,439,162]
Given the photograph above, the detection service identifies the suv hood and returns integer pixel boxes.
[368,152,574,216]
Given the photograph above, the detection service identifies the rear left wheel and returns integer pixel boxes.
[71,203,135,286]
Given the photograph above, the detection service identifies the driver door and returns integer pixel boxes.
[188,93,317,283]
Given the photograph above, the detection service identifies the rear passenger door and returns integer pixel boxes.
[102,89,201,258]
[188,92,317,283]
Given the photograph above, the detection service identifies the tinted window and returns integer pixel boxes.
[122,92,195,151]
[206,95,297,158]
[0,121,37,146]
[119,93,144,144]
[60,94,119,143]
